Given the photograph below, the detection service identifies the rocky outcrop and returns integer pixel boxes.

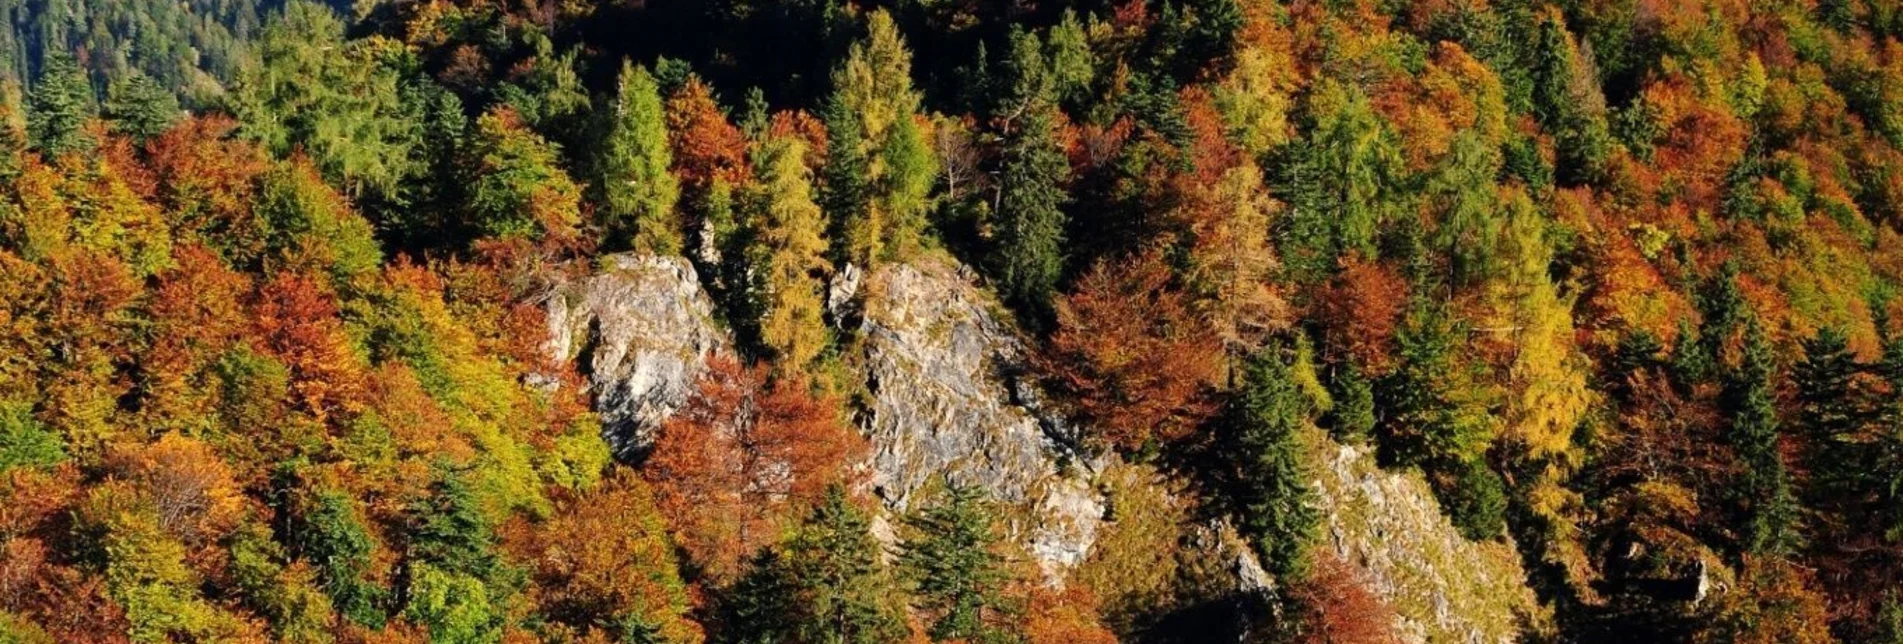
[545,254,725,459]
[845,259,1105,576]
[1314,441,1547,643]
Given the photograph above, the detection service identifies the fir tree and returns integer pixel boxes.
[724,486,908,644]
[990,31,1068,321]
[1228,347,1322,580]
[1728,318,1801,556]
[1796,327,1862,496]
[598,60,681,254]
[899,484,1015,642]
[103,73,178,141]
[27,51,97,159]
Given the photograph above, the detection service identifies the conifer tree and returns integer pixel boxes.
[103,73,178,141]
[747,135,831,374]
[900,484,1014,642]
[991,31,1068,320]
[1728,318,1801,556]
[1796,327,1862,497]
[598,60,681,254]
[27,52,96,159]
[1228,347,1321,580]
[722,486,907,644]
[824,9,936,266]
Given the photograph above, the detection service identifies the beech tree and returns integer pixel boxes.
[1042,250,1223,450]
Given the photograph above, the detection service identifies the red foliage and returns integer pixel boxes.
[1312,256,1409,375]
[643,356,864,581]
[666,79,752,191]
[1291,553,1402,644]
[1041,249,1224,450]
[143,116,272,262]
[252,271,365,421]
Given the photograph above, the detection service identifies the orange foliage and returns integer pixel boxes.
[1313,256,1408,375]
[1016,583,1118,644]
[143,116,272,263]
[643,356,864,581]
[108,434,246,552]
[505,472,703,643]
[666,79,751,191]
[1041,249,1224,450]
[252,271,365,421]
[1291,553,1401,644]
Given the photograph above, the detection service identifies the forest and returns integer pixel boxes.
[0,0,1901,642]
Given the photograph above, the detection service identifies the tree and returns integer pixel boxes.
[465,108,583,243]
[1226,347,1321,580]
[1795,327,1862,495]
[825,9,936,265]
[1728,319,1800,556]
[990,34,1069,320]
[598,60,681,254]
[745,135,831,375]
[26,52,95,159]
[900,485,1015,642]
[103,74,179,141]
[233,0,420,200]
[721,486,908,644]
[643,357,863,581]
[290,488,386,627]
[1041,250,1224,451]
[1529,9,1611,185]
[1279,80,1404,282]
[511,473,700,643]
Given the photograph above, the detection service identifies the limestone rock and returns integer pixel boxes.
[545,254,726,460]
[1315,441,1548,644]
[849,259,1104,576]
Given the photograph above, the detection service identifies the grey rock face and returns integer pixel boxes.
[545,254,726,459]
[850,260,1104,576]
[1314,441,1545,643]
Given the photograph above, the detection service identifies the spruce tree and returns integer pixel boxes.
[1229,348,1322,580]
[27,51,97,159]
[725,486,907,644]
[598,60,681,254]
[1728,318,1801,556]
[899,484,1014,642]
[1796,327,1862,496]
[103,73,178,141]
[990,30,1068,320]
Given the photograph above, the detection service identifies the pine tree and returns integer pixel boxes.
[1229,347,1321,580]
[1728,318,1801,556]
[598,60,681,254]
[899,484,1014,642]
[27,51,97,159]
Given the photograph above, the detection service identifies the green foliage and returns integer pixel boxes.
[990,34,1069,320]
[1227,348,1322,580]
[404,562,502,644]
[1728,319,1801,556]
[0,400,65,473]
[825,9,936,265]
[465,108,582,241]
[1280,80,1406,282]
[294,487,387,628]
[1327,363,1377,443]
[103,74,179,141]
[1442,457,1508,541]
[598,60,681,254]
[899,484,1016,643]
[26,52,96,159]
[722,486,908,644]
[234,1,422,200]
